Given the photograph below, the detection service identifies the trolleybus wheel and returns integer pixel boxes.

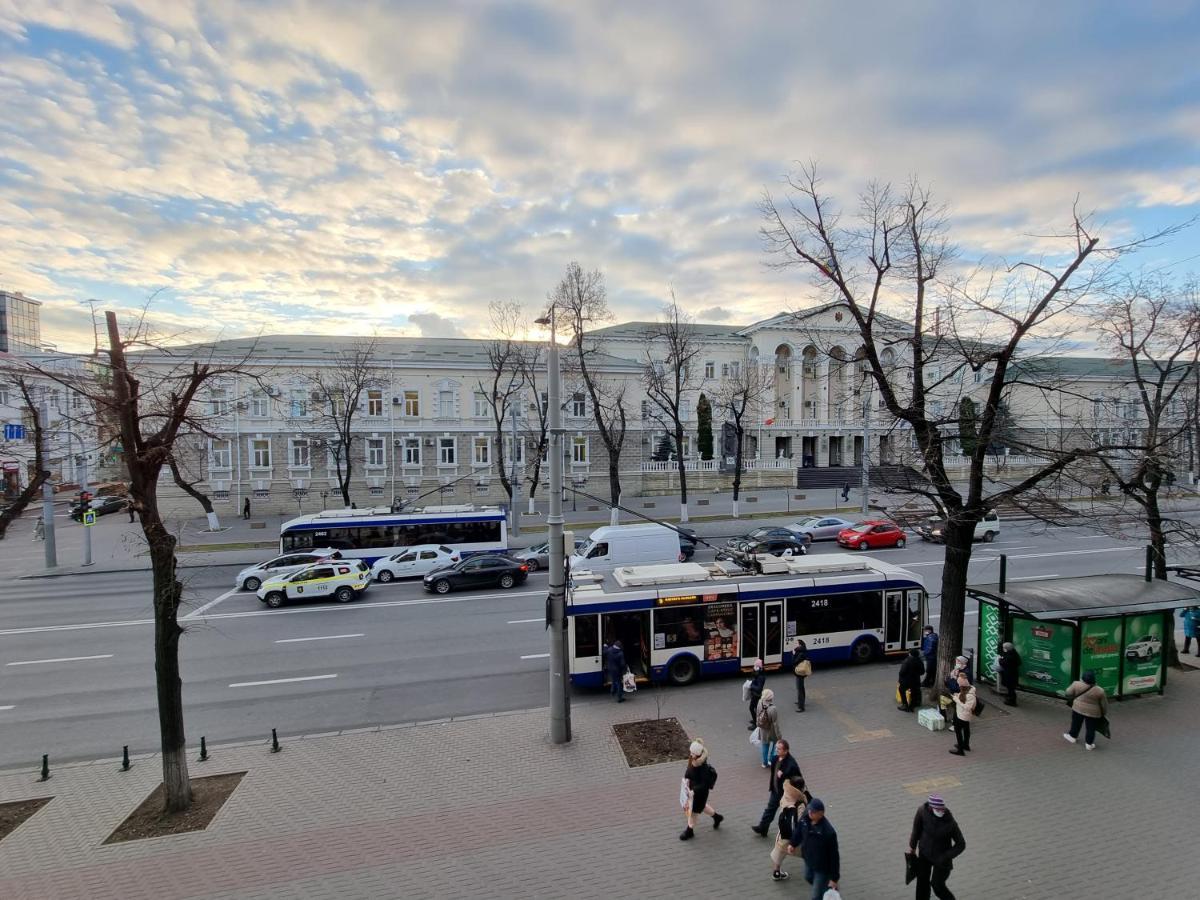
[850,638,877,664]
[667,655,699,686]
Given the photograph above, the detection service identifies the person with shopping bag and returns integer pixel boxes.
[679,739,723,840]
[907,794,966,899]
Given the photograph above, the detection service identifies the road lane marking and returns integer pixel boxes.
[229,674,338,688]
[0,705,14,710]
[275,634,365,644]
[508,618,543,624]
[182,589,238,621]
[6,654,114,666]
[520,653,550,659]
[1010,574,1061,581]
[0,619,152,637]
[980,545,1038,551]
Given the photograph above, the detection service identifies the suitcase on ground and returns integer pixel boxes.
[918,707,948,731]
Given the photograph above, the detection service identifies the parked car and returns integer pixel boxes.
[722,526,810,552]
[1125,637,1162,660]
[422,555,530,594]
[370,545,460,582]
[256,560,370,608]
[915,510,1001,543]
[69,495,129,522]
[787,515,856,542]
[716,537,807,561]
[235,549,341,591]
[836,521,907,551]
[513,538,587,571]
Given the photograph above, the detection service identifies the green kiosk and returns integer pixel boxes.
[970,572,1200,700]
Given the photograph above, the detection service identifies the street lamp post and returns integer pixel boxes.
[535,309,571,744]
[62,430,92,567]
[38,402,57,569]
[509,402,521,538]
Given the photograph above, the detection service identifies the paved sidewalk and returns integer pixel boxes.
[2,660,1198,899]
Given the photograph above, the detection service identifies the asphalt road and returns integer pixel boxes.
[0,519,1176,769]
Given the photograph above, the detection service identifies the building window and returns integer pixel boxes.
[210,439,232,469]
[571,393,586,417]
[209,388,230,416]
[505,436,525,465]
[473,436,490,465]
[250,391,269,418]
[439,437,456,465]
[0,384,10,406]
[367,390,384,417]
[640,400,650,420]
[729,361,741,378]
[403,438,421,466]
[473,391,489,418]
[572,435,589,464]
[973,370,983,384]
[403,390,420,418]
[720,363,729,378]
[367,438,385,467]
[438,389,455,419]
[704,361,715,379]
[289,389,308,418]
[289,438,310,468]
[251,439,271,469]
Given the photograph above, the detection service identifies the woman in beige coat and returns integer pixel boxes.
[948,674,976,756]
[1063,670,1108,750]
[756,688,782,767]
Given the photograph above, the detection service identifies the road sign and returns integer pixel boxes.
[82,510,97,526]
[3,424,25,441]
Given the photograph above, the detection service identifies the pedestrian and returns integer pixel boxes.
[127,499,135,523]
[1063,670,1108,750]
[997,641,1021,706]
[242,497,251,520]
[792,639,810,712]
[897,648,925,712]
[769,775,811,882]
[680,739,722,840]
[787,796,840,899]
[752,737,801,837]
[920,626,939,687]
[756,688,781,767]
[908,794,966,900]
[32,514,44,542]
[943,655,972,694]
[605,639,626,703]
[747,658,766,730]
[948,674,976,756]
[1181,606,1200,656]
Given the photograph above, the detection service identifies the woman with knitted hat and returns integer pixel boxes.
[756,688,781,767]
[680,739,723,840]
[908,794,966,900]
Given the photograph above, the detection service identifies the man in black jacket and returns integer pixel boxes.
[747,659,767,729]
[997,641,1021,706]
[908,794,966,900]
[897,648,925,711]
[787,797,840,899]
[751,739,801,836]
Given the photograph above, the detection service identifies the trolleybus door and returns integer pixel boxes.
[740,601,785,667]
[884,590,905,652]
[905,590,924,647]
[740,603,760,667]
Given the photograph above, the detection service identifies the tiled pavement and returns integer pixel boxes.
[2,660,1199,900]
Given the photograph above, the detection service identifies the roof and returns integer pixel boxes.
[1014,357,1194,381]
[738,301,912,336]
[586,321,746,341]
[967,574,1200,619]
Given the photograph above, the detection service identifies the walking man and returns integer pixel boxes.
[747,658,766,730]
[605,639,626,703]
[242,497,251,520]
[997,641,1021,706]
[32,514,44,542]
[127,499,135,523]
[908,794,966,900]
[793,639,810,711]
[920,626,938,688]
[752,738,800,837]
[1181,606,1200,656]
[787,797,840,899]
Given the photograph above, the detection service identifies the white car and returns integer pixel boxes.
[1125,637,1162,661]
[256,560,370,608]
[370,545,460,582]
[787,516,856,542]
[235,549,340,592]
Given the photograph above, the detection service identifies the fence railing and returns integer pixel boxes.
[639,459,719,473]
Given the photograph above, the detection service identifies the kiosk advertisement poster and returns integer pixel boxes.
[1079,618,1123,698]
[1012,616,1075,694]
[978,601,1001,685]
[1121,612,1164,695]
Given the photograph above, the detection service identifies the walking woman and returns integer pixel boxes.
[793,639,810,711]
[948,674,976,756]
[1063,670,1108,751]
[769,776,811,882]
[756,688,781,767]
[680,739,723,840]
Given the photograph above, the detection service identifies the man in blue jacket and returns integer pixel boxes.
[920,626,939,688]
[604,640,626,702]
[787,797,840,899]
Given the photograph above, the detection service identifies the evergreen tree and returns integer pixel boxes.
[652,433,675,461]
[958,397,979,456]
[696,393,713,460]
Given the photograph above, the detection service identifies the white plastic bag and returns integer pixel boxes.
[749,727,763,746]
[741,678,752,702]
[622,671,637,693]
[679,777,691,809]
[823,890,842,900]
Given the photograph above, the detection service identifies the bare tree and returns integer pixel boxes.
[760,167,1158,688]
[551,262,629,523]
[0,376,48,539]
[478,301,529,513]
[518,341,549,514]
[167,444,221,531]
[643,293,707,521]
[713,358,773,518]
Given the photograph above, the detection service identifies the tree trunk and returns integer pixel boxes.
[0,472,48,539]
[731,424,744,518]
[674,421,689,522]
[1146,496,1182,667]
[339,458,352,506]
[934,520,975,695]
[168,457,221,531]
[607,460,621,516]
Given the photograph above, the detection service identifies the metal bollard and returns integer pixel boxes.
[38,754,50,782]
[270,728,280,753]
[121,746,131,771]
[199,736,208,761]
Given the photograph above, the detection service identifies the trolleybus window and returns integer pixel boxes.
[575,614,600,658]
[787,591,883,635]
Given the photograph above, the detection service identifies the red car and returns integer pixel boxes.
[836,520,907,551]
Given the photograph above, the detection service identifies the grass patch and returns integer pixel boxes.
[178,541,276,553]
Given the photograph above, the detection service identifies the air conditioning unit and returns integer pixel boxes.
[266,387,280,397]
[193,440,204,450]
[310,391,322,401]
[392,396,401,404]
[425,438,435,447]
[235,402,247,412]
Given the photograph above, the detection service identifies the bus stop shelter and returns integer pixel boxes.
[969,574,1200,700]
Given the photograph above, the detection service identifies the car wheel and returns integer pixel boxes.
[525,558,540,571]
[858,540,869,551]
[850,638,878,664]
[377,569,394,583]
[335,586,354,603]
[983,531,995,543]
[434,579,452,594]
[499,573,516,589]
[264,592,286,609]
[667,655,699,686]
[242,576,261,592]
[896,537,906,549]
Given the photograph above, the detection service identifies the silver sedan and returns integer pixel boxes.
[787,515,857,542]
[513,539,586,571]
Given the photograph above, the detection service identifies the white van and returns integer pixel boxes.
[915,509,1001,543]
[569,523,683,572]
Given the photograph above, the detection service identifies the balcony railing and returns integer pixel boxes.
[639,459,718,473]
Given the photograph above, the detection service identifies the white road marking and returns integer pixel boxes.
[508,618,543,624]
[274,634,365,644]
[520,653,550,659]
[980,545,1038,551]
[0,618,152,637]
[182,588,239,621]
[1009,574,1061,582]
[229,674,338,688]
[1073,535,1113,540]
[0,705,14,710]
[6,654,114,666]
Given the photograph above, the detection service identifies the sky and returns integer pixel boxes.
[2,0,1199,352]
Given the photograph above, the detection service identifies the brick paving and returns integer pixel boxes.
[2,661,1199,899]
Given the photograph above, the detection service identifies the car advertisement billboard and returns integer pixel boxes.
[1012,616,1075,695]
[1079,618,1123,698]
[1121,612,1165,695]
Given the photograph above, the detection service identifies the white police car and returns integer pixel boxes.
[255,560,370,608]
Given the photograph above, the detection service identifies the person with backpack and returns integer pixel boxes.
[756,688,781,767]
[769,775,811,882]
[787,797,840,899]
[752,738,801,837]
[1063,670,1108,751]
[908,794,966,900]
[747,659,767,730]
[897,648,925,712]
[793,639,810,711]
[680,739,722,840]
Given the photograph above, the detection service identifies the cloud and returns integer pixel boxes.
[407,312,466,338]
[697,306,732,322]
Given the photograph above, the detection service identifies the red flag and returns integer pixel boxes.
[765,418,775,426]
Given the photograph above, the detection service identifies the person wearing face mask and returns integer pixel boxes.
[907,794,966,900]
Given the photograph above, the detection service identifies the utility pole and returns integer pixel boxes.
[509,402,521,538]
[860,372,870,517]
[39,402,57,569]
[536,308,571,744]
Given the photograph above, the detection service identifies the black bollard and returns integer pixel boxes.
[38,754,50,782]
[199,736,208,761]
[270,728,280,753]
[121,746,131,771]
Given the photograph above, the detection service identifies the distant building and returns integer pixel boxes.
[0,291,42,354]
